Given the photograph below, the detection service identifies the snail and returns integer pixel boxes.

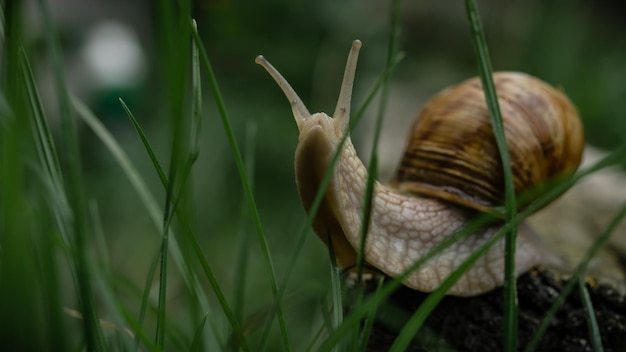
[255,40,584,296]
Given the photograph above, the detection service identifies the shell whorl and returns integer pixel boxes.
[392,72,584,212]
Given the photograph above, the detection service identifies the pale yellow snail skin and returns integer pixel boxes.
[255,40,583,296]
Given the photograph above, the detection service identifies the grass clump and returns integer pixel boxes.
[1,0,624,351]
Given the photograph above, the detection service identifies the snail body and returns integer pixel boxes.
[256,40,584,296]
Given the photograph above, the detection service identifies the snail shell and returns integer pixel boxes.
[256,41,584,296]
[392,72,584,213]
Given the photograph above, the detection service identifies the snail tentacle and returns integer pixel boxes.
[255,55,310,127]
[332,40,362,134]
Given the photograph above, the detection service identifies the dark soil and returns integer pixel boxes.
[346,268,626,351]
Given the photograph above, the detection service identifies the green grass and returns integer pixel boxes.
[465,0,519,349]
[2,0,626,351]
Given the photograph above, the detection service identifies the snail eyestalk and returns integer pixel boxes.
[333,39,362,134]
[255,55,311,127]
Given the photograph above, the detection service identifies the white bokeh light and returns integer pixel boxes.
[82,21,146,87]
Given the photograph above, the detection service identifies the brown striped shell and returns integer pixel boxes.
[391,72,584,213]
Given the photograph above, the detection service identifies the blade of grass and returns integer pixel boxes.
[349,294,361,350]
[349,52,405,131]
[20,49,72,241]
[327,234,345,352]
[465,1,519,349]
[117,305,157,351]
[191,22,290,351]
[157,19,204,343]
[158,27,207,342]
[154,0,193,347]
[120,99,167,185]
[135,243,162,351]
[319,295,334,343]
[154,69,174,352]
[35,0,105,348]
[233,121,258,322]
[352,3,401,349]
[120,99,198,237]
[578,278,604,352]
[190,313,209,351]
[305,320,327,352]
[20,48,63,193]
[190,19,202,160]
[356,0,401,283]
[357,276,385,350]
[31,183,68,350]
[534,144,626,205]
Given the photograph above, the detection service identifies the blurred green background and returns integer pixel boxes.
[4,0,626,349]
